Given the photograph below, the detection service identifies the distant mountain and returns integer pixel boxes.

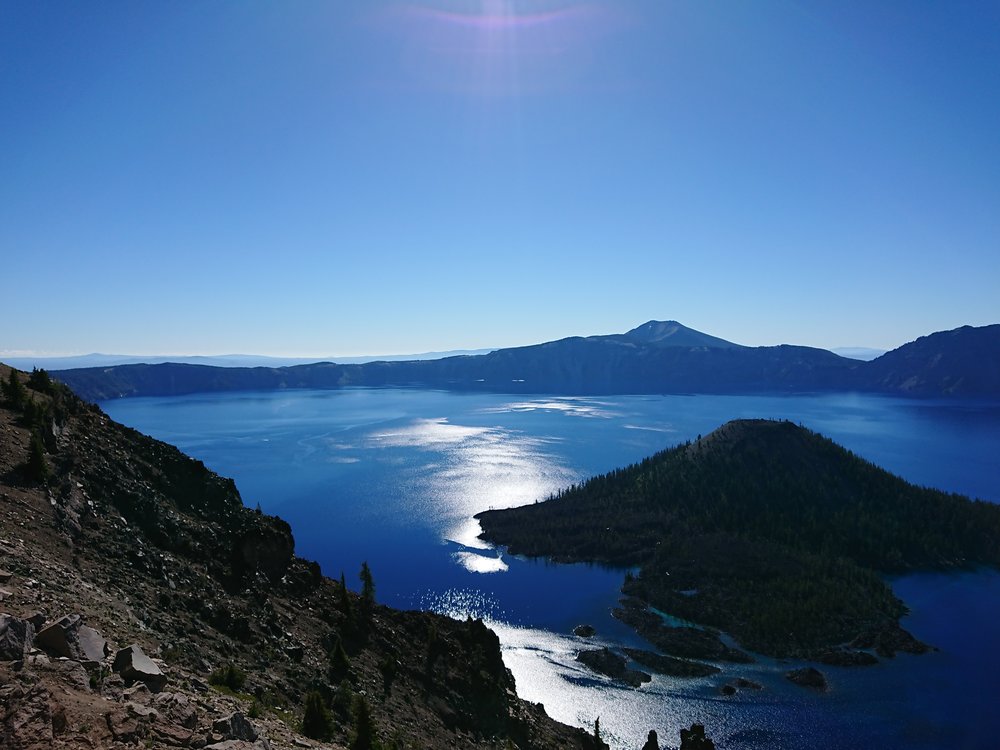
[830,347,887,361]
[3,348,495,371]
[42,321,1000,401]
[622,320,741,348]
[478,419,1000,656]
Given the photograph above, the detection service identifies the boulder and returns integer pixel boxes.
[113,644,167,692]
[154,692,199,730]
[25,612,46,631]
[213,711,258,741]
[34,613,82,659]
[106,703,155,744]
[785,666,828,690]
[572,624,596,638]
[77,624,111,662]
[0,614,35,661]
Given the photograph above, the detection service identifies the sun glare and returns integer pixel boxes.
[380,1,620,96]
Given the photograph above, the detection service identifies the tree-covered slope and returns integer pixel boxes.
[477,420,1000,656]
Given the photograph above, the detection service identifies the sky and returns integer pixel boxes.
[2,1,998,357]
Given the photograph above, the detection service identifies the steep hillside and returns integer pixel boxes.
[0,364,604,750]
[477,420,1000,657]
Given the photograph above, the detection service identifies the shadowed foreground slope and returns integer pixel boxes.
[0,363,603,750]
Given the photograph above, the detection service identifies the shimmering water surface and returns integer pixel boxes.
[102,389,1000,750]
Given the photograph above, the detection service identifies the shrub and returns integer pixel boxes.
[208,664,246,692]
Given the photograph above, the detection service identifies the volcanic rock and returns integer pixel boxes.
[113,644,167,692]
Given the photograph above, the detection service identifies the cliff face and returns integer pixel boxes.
[0,364,602,750]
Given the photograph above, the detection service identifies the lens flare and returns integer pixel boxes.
[376,1,625,96]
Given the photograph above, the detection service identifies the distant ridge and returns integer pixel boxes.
[2,348,495,372]
[43,321,1000,401]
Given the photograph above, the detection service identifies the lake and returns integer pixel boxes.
[101,389,1000,750]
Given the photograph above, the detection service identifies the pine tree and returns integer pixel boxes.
[3,369,25,409]
[350,694,376,750]
[340,572,354,621]
[27,367,53,394]
[301,690,333,741]
[25,432,49,484]
[359,561,375,613]
[329,635,350,679]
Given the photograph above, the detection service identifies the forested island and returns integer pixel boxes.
[477,420,1000,658]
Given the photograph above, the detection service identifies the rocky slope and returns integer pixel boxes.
[0,364,604,750]
[51,322,1000,402]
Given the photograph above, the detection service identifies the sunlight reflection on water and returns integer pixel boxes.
[421,587,781,750]
[364,414,576,550]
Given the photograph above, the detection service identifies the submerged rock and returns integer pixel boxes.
[622,647,719,677]
[576,647,651,688]
[785,666,828,690]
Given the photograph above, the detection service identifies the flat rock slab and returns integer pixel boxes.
[77,624,111,662]
[113,644,167,692]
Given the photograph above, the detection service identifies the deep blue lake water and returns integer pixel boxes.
[101,389,1000,750]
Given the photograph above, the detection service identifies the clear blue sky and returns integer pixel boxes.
[2,1,998,356]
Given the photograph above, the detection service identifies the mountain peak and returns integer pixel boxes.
[624,320,740,349]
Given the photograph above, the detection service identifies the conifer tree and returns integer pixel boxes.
[359,561,375,612]
[339,572,354,621]
[26,432,49,484]
[27,367,53,394]
[301,690,333,741]
[329,635,350,679]
[3,369,25,409]
[350,694,376,750]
